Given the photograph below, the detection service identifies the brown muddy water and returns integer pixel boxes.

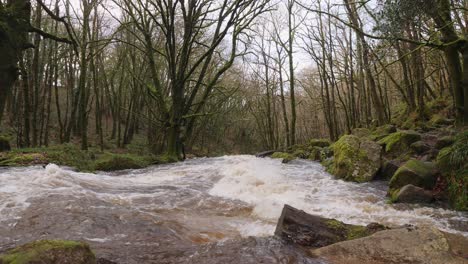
[0,156,466,263]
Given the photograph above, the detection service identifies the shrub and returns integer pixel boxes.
[436,132,468,211]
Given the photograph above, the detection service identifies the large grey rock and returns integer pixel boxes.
[312,226,468,264]
[393,184,434,204]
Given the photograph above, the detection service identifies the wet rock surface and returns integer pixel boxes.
[274,205,386,248]
[312,226,468,264]
[389,159,439,190]
[393,184,434,204]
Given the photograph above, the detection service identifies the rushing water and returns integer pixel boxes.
[0,155,466,263]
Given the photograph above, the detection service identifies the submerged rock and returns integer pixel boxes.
[274,205,386,248]
[255,150,276,158]
[389,159,438,191]
[312,226,468,264]
[392,184,434,204]
[0,240,96,264]
[327,135,382,182]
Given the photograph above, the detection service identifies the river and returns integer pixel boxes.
[0,155,466,263]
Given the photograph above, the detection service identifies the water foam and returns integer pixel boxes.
[208,156,468,237]
[0,156,466,239]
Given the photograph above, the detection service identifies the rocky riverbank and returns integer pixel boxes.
[270,125,467,211]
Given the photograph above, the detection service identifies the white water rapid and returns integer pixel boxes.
[0,155,466,241]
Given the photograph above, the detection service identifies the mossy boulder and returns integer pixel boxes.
[378,130,421,156]
[435,136,455,150]
[429,114,453,126]
[271,152,295,163]
[320,146,333,161]
[410,141,431,154]
[351,128,371,138]
[373,124,397,136]
[392,184,434,204]
[94,154,145,171]
[308,139,331,148]
[0,136,10,152]
[327,135,382,182]
[292,148,308,159]
[0,240,96,264]
[378,160,400,180]
[308,146,322,161]
[389,159,438,191]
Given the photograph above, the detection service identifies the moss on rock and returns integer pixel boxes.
[94,154,145,171]
[389,159,438,191]
[325,219,380,241]
[410,141,431,154]
[307,146,322,161]
[308,139,331,148]
[378,130,421,156]
[327,135,382,182]
[271,152,295,163]
[429,114,453,126]
[435,136,455,150]
[351,128,371,138]
[0,240,96,264]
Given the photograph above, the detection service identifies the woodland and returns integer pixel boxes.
[0,0,467,159]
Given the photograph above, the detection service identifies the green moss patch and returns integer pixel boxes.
[0,143,175,172]
[378,130,421,156]
[271,152,295,163]
[308,139,331,148]
[327,135,381,182]
[0,240,96,264]
[94,154,145,171]
[389,159,438,191]
[325,219,376,241]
